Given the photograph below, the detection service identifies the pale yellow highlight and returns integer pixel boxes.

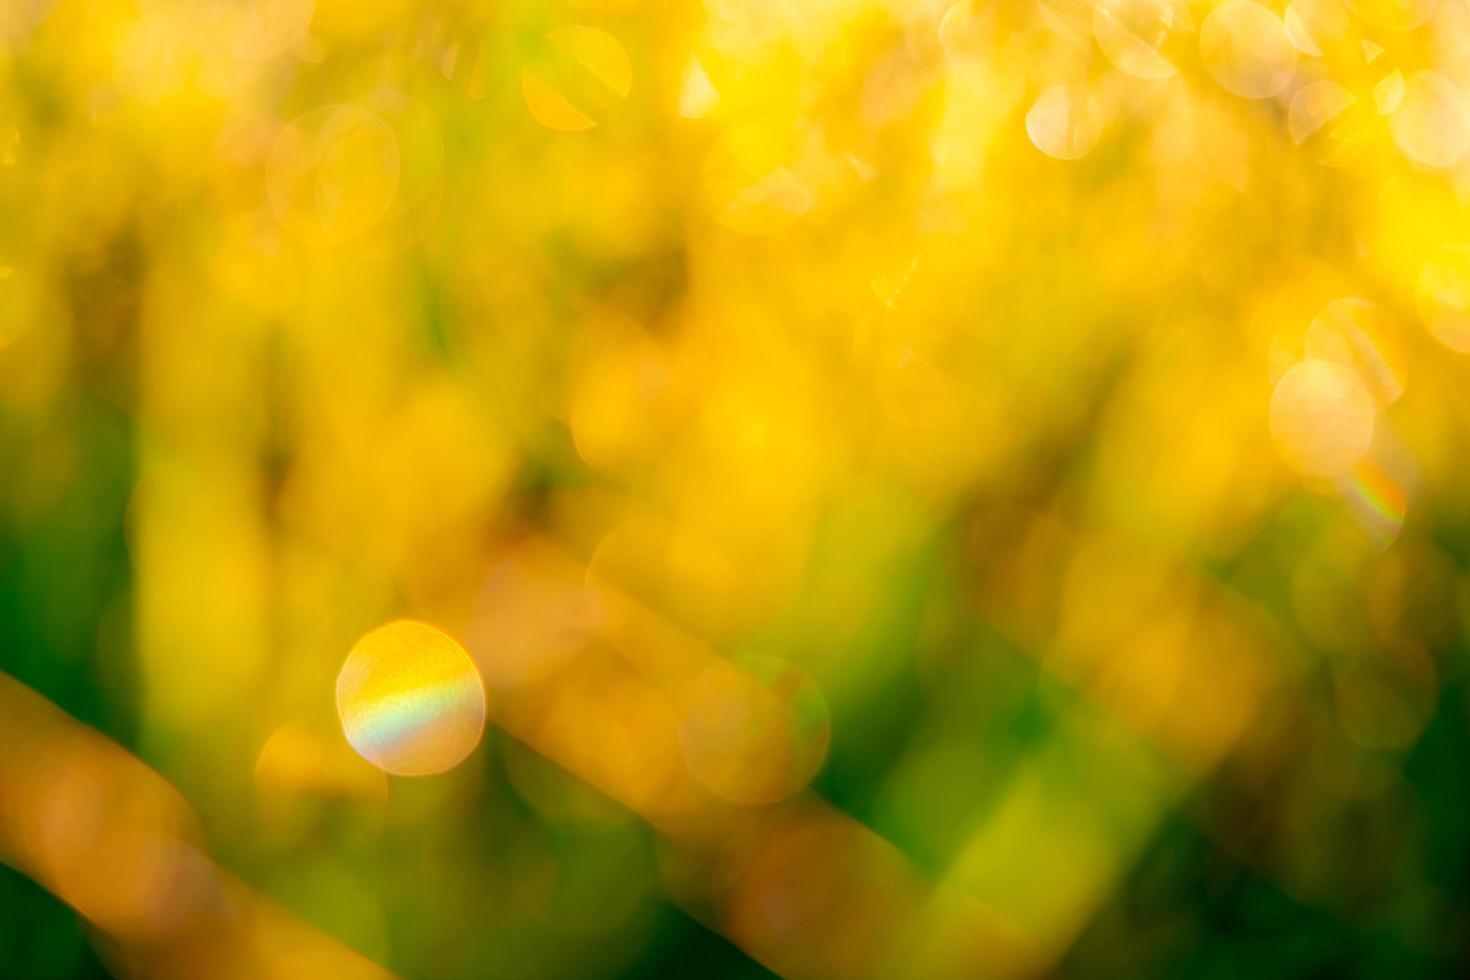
[1269,359,1375,479]
[1200,1,1296,100]
[1094,0,1177,80]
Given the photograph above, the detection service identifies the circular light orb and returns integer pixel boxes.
[1334,644,1436,750]
[678,655,830,806]
[1305,298,1405,407]
[1200,2,1297,100]
[254,722,388,823]
[1390,71,1470,169]
[1094,0,1178,80]
[1284,0,1356,55]
[1269,359,1375,479]
[266,105,400,244]
[1026,85,1100,160]
[1283,3,1322,56]
[1289,81,1364,164]
[336,620,486,777]
[1341,459,1408,548]
[1418,243,1470,352]
[1374,70,1405,115]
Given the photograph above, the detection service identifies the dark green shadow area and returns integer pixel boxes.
[0,863,111,980]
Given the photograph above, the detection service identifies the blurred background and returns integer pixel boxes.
[3,0,1470,976]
